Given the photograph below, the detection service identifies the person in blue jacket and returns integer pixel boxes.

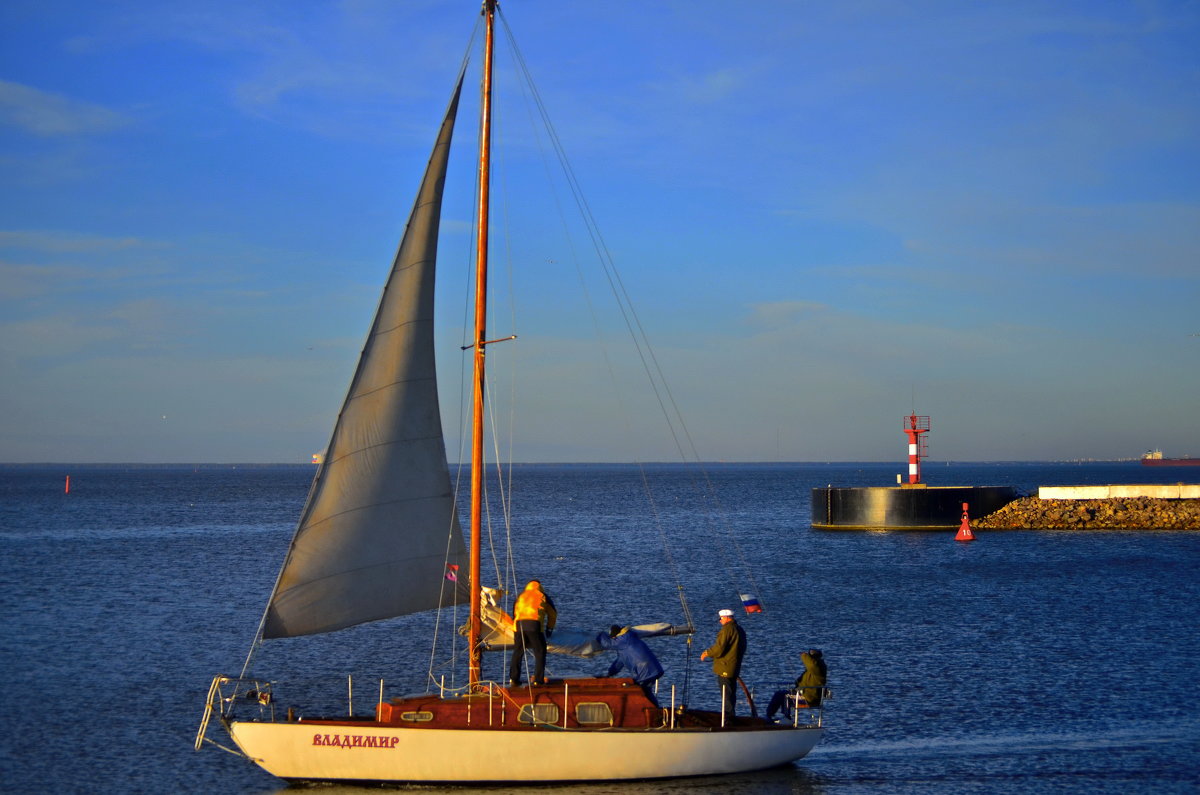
[597,625,664,706]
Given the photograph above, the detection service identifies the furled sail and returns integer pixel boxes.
[262,76,467,639]
[471,588,692,657]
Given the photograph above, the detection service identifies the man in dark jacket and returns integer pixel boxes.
[597,625,665,706]
[767,649,827,721]
[700,608,746,723]
[797,648,827,705]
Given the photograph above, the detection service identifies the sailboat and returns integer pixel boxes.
[194,1,823,784]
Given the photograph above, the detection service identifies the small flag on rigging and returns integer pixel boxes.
[740,593,763,613]
[445,563,459,582]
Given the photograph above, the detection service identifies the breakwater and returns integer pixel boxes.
[811,485,1016,529]
[974,496,1200,530]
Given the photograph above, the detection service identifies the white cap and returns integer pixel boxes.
[718,609,734,617]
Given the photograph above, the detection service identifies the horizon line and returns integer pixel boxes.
[0,458,1144,467]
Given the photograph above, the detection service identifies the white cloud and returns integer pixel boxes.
[0,230,151,253]
[0,262,97,300]
[746,301,827,328]
[0,80,129,136]
[675,68,750,105]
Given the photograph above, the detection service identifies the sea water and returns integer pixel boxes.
[1,462,1197,793]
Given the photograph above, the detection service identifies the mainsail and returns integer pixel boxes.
[261,76,467,639]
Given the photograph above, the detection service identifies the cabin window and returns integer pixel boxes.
[575,702,613,726]
[399,711,433,722]
[517,703,559,725]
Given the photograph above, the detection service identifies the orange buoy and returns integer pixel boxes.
[955,501,975,542]
[65,475,71,494]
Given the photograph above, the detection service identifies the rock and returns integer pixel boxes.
[973,497,1200,530]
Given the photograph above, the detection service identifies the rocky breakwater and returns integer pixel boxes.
[974,496,1200,530]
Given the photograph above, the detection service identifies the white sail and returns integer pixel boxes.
[262,77,467,639]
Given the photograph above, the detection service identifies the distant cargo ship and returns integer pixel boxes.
[1141,449,1200,466]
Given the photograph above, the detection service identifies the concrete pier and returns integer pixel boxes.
[1038,484,1200,500]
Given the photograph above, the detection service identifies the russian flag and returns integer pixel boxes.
[740,593,763,613]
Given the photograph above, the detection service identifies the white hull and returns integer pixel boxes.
[229,720,823,783]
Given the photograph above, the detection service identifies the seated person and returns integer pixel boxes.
[767,649,827,720]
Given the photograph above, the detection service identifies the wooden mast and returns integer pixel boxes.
[467,0,496,687]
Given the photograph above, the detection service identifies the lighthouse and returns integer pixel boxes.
[903,414,930,485]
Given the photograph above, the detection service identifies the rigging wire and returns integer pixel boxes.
[429,18,484,693]
[440,12,521,689]
[430,7,765,693]
[494,6,703,620]
[486,53,519,603]
[497,7,760,615]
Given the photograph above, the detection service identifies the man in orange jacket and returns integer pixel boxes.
[509,580,556,686]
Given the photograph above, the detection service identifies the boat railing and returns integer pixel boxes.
[755,680,828,729]
[787,686,829,728]
[194,675,275,752]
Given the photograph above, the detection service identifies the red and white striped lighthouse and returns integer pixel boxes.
[903,414,930,484]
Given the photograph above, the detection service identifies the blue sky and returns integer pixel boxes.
[1,0,1197,464]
